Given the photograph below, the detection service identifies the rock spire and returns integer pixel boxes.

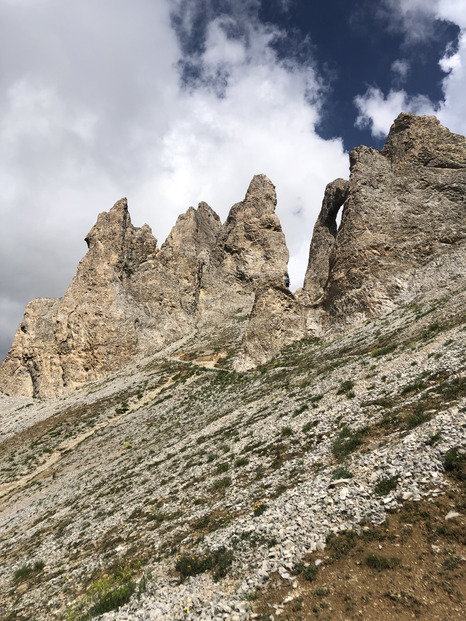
[0,175,289,397]
[1,114,465,397]
[300,113,466,325]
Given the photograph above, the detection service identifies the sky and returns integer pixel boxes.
[1,0,465,363]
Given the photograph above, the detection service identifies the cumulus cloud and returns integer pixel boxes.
[437,31,466,133]
[378,0,465,34]
[0,0,348,361]
[355,0,466,138]
[376,0,439,44]
[432,1,466,134]
[354,88,436,137]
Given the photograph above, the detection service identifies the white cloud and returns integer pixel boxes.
[379,0,465,32]
[355,0,466,138]
[354,87,436,137]
[437,31,466,134]
[377,0,439,44]
[436,0,466,28]
[203,17,249,69]
[0,0,348,361]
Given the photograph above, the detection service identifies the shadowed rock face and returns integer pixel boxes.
[234,283,310,371]
[302,113,466,326]
[1,115,465,398]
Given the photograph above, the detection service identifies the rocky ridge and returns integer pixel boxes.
[1,114,465,398]
[0,174,290,398]
[0,113,465,620]
[313,114,466,325]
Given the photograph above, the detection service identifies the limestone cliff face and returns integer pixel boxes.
[301,113,466,326]
[218,174,287,284]
[195,174,289,334]
[1,115,465,398]
[234,284,311,371]
[0,175,289,397]
[0,199,175,397]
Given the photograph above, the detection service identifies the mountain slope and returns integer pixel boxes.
[0,281,465,620]
[0,114,465,620]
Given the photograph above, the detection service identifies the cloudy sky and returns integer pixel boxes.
[1,0,465,362]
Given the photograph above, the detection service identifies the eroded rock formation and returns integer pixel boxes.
[301,178,349,304]
[301,113,466,326]
[0,175,289,397]
[1,114,465,397]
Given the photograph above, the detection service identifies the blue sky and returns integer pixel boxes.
[1,0,465,362]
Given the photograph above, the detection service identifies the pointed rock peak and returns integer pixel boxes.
[381,113,466,168]
[85,197,132,248]
[106,197,131,228]
[161,201,222,258]
[388,112,440,134]
[110,196,129,212]
[198,201,221,222]
[226,174,277,227]
[245,174,277,206]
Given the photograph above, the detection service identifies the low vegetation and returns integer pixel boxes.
[175,548,234,582]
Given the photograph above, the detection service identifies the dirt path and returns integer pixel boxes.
[167,355,221,370]
[0,350,220,502]
[0,377,175,502]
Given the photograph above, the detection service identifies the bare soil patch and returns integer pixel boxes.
[253,479,465,621]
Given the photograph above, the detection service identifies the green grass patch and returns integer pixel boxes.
[444,447,466,484]
[69,563,140,620]
[211,476,231,490]
[293,404,308,416]
[401,379,426,394]
[443,554,462,570]
[404,411,432,429]
[302,421,318,433]
[331,467,353,480]
[253,501,267,516]
[370,343,398,357]
[86,582,135,618]
[175,548,233,582]
[293,561,318,581]
[366,553,400,571]
[425,431,442,446]
[13,560,45,582]
[332,426,367,460]
[374,476,399,496]
[326,530,358,560]
[115,401,130,414]
[337,380,355,395]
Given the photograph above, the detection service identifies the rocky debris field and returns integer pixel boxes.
[1,282,465,620]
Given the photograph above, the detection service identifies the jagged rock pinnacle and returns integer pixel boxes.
[0,177,291,397]
[303,113,466,325]
[1,115,465,398]
[244,173,277,206]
